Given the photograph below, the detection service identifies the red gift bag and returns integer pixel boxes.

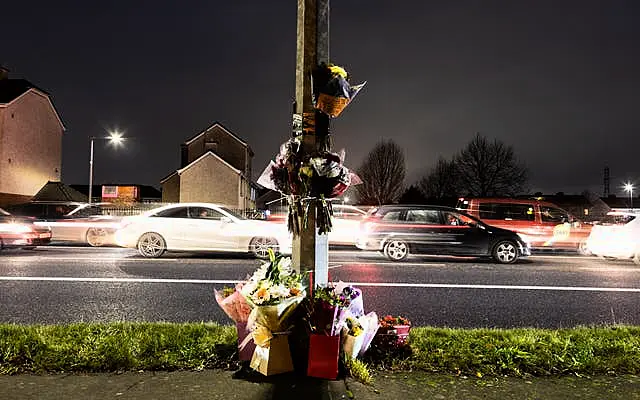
[237,321,256,362]
[307,334,340,380]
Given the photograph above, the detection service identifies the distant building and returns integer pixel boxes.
[0,66,65,206]
[69,184,162,204]
[160,122,255,209]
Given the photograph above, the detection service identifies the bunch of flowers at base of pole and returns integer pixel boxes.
[332,282,380,359]
[374,315,412,349]
[213,283,254,361]
[309,284,351,336]
[238,250,306,375]
[214,283,252,324]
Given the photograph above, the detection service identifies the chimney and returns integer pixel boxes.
[0,65,9,80]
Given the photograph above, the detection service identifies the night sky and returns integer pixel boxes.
[3,1,639,196]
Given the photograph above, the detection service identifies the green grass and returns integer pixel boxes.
[0,322,237,374]
[365,326,640,377]
[1,323,639,378]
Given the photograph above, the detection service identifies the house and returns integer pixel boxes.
[0,66,65,206]
[69,184,162,203]
[160,122,256,209]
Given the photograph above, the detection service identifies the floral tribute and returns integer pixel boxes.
[313,63,366,118]
[306,282,379,379]
[214,283,254,361]
[256,63,364,236]
[238,250,306,376]
[374,315,412,349]
[257,138,361,235]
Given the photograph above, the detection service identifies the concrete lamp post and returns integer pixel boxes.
[88,131,124,204]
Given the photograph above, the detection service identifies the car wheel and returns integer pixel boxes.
[577,241,591,256]
[86,228,107,247]
[249,237,279,259]
[492,240,519,264]
[137,232,166,258]
[384,239,409,261]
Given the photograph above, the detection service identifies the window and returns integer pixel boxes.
[381,210,402,221]
[540,206,569,223]
[479,203,535,221]
[406,209,441,224]
[190,207,224,220]
[154,207,189,218]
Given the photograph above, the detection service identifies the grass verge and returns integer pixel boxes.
[1,323,639,378]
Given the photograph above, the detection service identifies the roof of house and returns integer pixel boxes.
[183,122,254,156]
[32,181,88,202]
[0,79,48,104]
[177,150,241,175]
[0,78,66,130]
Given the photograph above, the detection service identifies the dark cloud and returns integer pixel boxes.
[2,0,639,196]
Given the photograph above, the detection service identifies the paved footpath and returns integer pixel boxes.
[1,370,640,399]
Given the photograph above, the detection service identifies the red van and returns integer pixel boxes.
[456,198,592,254]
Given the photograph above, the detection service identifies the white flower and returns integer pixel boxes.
[241,281,257,297]
[270,284,291,299]
[277,257,293,277]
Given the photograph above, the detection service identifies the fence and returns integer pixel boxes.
[100,202,267,220]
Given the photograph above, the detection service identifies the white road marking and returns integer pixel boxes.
[0,276,639,292]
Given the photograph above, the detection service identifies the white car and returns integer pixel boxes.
[266,204,369,246]
[586,210,640,263]
[114,203,292,258]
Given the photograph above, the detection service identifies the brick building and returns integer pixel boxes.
[0,66,64,206]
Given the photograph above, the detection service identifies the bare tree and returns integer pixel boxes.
[356,139,406,205]
[419,157,459,199]
[455,133,528,197]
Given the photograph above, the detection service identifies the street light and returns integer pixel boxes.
[624,182,634,211]
[88,131,124,204]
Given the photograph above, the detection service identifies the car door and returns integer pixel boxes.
[440,211,489,255]
[403,209,444,254]
[185,206,229,250]
[149,206,191,249]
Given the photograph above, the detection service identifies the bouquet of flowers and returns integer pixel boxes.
[239,250,306,376]
[375,315,412,349]
[213,283,254,361]
[313,63,366,118]
[256,138,361,236]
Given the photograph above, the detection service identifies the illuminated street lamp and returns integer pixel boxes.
[624,182,634,210]
[88,131,124,204]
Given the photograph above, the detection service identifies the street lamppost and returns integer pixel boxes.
[88,131,124,204]
[624,182,634,211]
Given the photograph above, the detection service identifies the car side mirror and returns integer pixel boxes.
[220,216,231,223]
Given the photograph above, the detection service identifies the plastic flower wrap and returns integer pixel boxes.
[213,283,252,324]
[257,138,362,236]
[309,285,351,336]
[333,281,364,318]
[313,63,366,118]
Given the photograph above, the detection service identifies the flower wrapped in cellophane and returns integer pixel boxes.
[214,283,254,361]
[214,283,252,324]
[239,250,306,376]
[313,63,366,118]
[256,139,362,236]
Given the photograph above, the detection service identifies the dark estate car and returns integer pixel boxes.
[356,204,531,264]
[0,207,52,250]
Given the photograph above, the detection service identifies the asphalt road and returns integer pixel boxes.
[1,246,639,328]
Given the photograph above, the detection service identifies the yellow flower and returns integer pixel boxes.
[289,287,301,296]
[329,65,348,78]
[255,287,271,304]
